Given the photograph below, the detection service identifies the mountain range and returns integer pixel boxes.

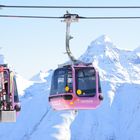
[0,35,140,140]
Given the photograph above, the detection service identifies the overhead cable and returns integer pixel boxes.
[0,14,140,19]
[1,5,140,9]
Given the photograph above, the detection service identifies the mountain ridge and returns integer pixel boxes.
[0,35,140,140]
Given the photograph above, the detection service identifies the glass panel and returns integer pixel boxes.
[57,72,65,93]
[67,70,73,92]
[13,76,19,102]
[50,67,73,95]
[76,67,96,97]
[0,73,3,92]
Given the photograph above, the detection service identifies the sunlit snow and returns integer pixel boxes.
[0,35,140,140]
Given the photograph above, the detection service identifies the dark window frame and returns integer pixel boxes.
[75,67,97,97]
[50,67,73,95]
[13,76,19,102]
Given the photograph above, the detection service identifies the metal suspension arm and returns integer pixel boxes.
[63,12,79,63]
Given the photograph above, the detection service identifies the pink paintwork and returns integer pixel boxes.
[49,93,101,110]
[49,63,103,110]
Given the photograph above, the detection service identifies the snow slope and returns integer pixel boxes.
[30,69,53,83]
[0,35,140,140]
[16,74,33,96]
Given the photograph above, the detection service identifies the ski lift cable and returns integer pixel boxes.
[0,15,62,19]
[1,5,140,9]
[0,14,140,19]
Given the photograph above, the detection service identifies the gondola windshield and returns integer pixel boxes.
[50,67,73,95]
[13,76,19,103]
[0,73,2,92]
[75,67,96,97]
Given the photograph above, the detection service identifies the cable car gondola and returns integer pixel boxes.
[49,12,103,110]
[0,64,21,122]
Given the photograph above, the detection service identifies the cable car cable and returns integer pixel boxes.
[1,14,140,19]
[0,15,62,19]
[1,5,140,9]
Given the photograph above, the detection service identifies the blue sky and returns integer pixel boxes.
[0,0,140,79]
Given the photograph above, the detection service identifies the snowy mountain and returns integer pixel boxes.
[80,35,140,83]
[16,74,34,96]
[30,69,53,83]
[0,35,140,140]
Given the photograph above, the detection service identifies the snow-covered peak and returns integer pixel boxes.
[30,69,53,83]
[80,35,119,65]
[93,35,112,45]
[83,35,116,58]
[80,35,140,83]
